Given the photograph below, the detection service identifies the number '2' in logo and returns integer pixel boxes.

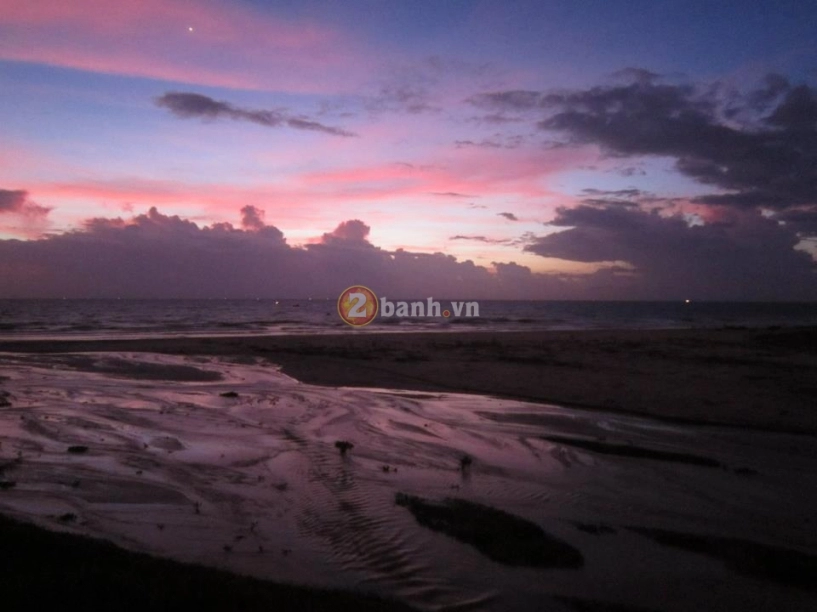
[338,286,378,326]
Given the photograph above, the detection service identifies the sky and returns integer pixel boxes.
[1,0,816,299]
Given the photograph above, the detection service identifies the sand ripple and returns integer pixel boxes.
[1,352,816,611]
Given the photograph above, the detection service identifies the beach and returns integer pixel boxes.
[2,326,816,433]
[1,327,816,611]
[7,0,817,608]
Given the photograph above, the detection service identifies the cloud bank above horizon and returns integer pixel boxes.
[1,204,813,300]
[1,0,816,299]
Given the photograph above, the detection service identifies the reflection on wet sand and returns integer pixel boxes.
[0,352,816,611]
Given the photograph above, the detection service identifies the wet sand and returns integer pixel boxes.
[2,326,816,434]
[1,329,817,611]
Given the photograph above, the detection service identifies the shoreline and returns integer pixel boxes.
[2,326,816,435]
[2,328,817,610]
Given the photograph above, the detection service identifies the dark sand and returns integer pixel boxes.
[2,326,816,434]
[2,327,817,611]
[0,512,416,611]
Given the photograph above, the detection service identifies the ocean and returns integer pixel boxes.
[1,299,816,339]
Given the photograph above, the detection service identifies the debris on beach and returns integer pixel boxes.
[334,440,354,455]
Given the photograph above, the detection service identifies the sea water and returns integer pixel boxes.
[0,299,816,339]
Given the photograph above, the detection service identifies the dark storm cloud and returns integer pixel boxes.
[497,212,518,221]
[538,76,817,213]
[765,84,817,130]
[776,206,817,235]
[463,70,817,297]
[525,205,817,300]
[0,206,594,299]
[155,92,356,137]
[746,73,791,113]
[470,73,817,216]
[0,189,50,217]
[1,203,811,300]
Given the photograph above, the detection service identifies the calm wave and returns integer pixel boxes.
[0,299,816,339]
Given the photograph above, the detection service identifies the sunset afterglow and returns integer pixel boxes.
[2,0,816,298]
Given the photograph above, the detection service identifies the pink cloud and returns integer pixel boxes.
[30,178,365,236]
[319,219,372,245]
[0,188,51,238]
[298,144,594,201]
[240,204,265,231]
[19,137,594,250]
[0,0,372,92]
[0,189,49,216]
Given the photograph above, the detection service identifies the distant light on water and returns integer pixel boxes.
[2,300,817,339]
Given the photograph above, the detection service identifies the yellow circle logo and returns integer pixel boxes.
[337,285,379,326]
